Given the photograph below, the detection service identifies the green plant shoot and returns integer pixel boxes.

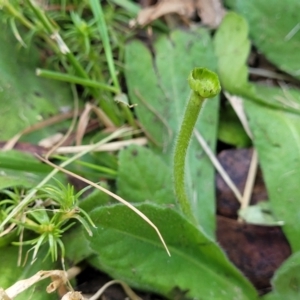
[173,67,221,223]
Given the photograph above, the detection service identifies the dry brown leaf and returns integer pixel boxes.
[130,0,194,27]
[195,0,225,27]
[76,103,115,146]
[61,291,86,300]
[0,288,11,300]
[39,133,64,148]
[88,280,142,300]
[3,270,68,299]
[131,0,225,28]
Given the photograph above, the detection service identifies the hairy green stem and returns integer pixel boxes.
[174,92,205,222]
[173,68,221,223]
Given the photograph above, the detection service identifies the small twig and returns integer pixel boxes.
[224,91,253,139]
[75,103,115,146]
[0,222,16,237]
[88,280,142,300]
[88,104,115,129]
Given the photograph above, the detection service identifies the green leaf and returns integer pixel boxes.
[0,150,52,189]
[79,187,112,212]
[87,203,257,300]
[214,12,251,93]
[262,251,300,300]
[63,225,96,264]
[0,150,50,172]
[260,293,281,300]
[0,150,64,189]
[213,10,300,115]
[244,84,300,251]
[0,245,58,300]
[0,20,73,141]
[233,0,300,79]
[238,201,284,226]
[117,145,175,205]
[218,102,251,147]
[125,28,219,239]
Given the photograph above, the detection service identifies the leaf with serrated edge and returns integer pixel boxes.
[87,203,257,300]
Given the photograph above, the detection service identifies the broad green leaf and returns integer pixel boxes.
[260,251,300,300]
[125,29,219,238]
[232,0,300,79]
[0,172,41,190]
[0,229,18,248]
[87,203,257,300]
[0,245,58,300]
[214,12,251,93]
[0,20,73,141]
[213,11,299,115]
[0,150,62,189]
[63,225,96,264]
[244,84,300,251]
[79,187,112,212]
[0,150,51,189]
[261,293,281,300]
[0,151,51,173]
[117,145,175,205]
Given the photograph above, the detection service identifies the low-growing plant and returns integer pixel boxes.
[2,1,300,300]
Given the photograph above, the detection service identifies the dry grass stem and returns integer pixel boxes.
[55,137,147,154]
[3,270,68,299]
[224,92,253,139]
[193,129,243,204]
[239,149,258,221]
[88,280,142,300]
[3,110,80,151]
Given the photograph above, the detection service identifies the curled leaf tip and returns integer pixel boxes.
[188,67,221,98]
